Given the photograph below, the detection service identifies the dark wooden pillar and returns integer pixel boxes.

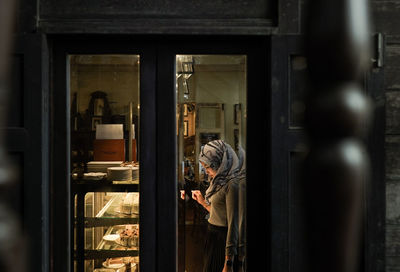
[0,0,26,272]
[303,0,372,271]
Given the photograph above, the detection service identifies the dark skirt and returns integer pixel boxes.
[203,223,228,272]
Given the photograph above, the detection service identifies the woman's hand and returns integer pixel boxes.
[191,190,205,205]
[180,190,185,200]
[191,190,210,211]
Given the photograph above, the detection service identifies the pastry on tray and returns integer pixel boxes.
[118,224,139,247]
[103,258,125,269]
[118,193,139,215]
[103,257,137,271]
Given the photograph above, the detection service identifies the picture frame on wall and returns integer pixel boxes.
[234,103,241,125]
[184,120,189,136]
[92,117,102,131]
[183,78,190,96]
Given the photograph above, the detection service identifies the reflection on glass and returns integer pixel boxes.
[70,55,140,272]
[177,55,247,271]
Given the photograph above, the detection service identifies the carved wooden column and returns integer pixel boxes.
[0,1,25,271]
[303,0,372,271]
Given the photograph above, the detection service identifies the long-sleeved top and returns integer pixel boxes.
[208,178,239,256]
[238,176,246,257]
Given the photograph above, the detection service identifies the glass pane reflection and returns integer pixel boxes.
[177,55,247,271]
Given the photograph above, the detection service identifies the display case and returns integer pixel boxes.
[73,180,140,272]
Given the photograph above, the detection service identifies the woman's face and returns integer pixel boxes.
[200,161,217,179]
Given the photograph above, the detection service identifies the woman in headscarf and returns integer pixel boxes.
[191,140,242,272]
[236,146,246,272]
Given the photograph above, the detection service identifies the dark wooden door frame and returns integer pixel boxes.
[9,33,50,272]
[50,35,269,272]
[51,36,157,272]
[270,34,307,272]
[36,33,385,272]
[156,36,270,271]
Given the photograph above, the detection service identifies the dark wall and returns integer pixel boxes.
[374,0,400,270]
[15,0,312,35]
[17,0,280,35]
[360,1,400,271]
[10,0,395,271]
[40,0,272,20]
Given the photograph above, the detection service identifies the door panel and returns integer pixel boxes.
[271,35,307,272]
[156,38,268,272]
[175,54,247,272]
[52,40,157,272]
[7,34,50,271]
[271,34,386,272]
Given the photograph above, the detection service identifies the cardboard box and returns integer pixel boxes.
[94,139,125,161]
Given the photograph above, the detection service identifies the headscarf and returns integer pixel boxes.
[199,140,239,203]
[236,146,246,180]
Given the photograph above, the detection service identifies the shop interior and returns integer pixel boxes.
[69,54,247,272]
[177,54,247,271]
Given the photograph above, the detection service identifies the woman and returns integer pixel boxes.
[236,146,246,272]
[192,140,241,272]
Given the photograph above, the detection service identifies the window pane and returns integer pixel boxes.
[176,55,247,271]
[69,55,140,272]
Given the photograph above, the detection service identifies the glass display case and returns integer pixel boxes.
[70,54,141,272]
[73,190,140,272]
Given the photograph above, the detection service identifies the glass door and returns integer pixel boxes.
[53,38,266,272]
[52,40,157,272]
[69,54,141,272]
[176,55,247,271]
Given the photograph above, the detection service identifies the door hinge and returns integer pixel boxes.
[371,33,384,68]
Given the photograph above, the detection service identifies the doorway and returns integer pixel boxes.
[51,36,269,272]
[176,54,247,271]
[156,38,268,272]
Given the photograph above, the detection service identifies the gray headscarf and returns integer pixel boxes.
[199,140,239,203]
[236,146,246,180]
